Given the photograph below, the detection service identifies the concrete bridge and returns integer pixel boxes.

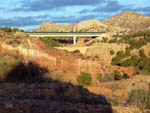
[26,32,106,45]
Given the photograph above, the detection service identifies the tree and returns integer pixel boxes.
[77,72,92,86]
[111,70,122,80]
[110,50,115,55]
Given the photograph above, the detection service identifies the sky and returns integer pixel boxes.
[0,0,149,31]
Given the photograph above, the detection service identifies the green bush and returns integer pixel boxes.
[96,73,102,82]
[111,70,122,80]
[77,72,92,86]
[111,50,131,65]
[107,74,115,81]
[39,37,62,47]
[119,54,150,74]
[108,38,118,43]
[110,50,115,55]
[128,89,150,110]
[95,55,99,58]
[139,49,146,58]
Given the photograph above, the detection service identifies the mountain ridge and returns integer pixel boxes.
[35,11,150,33]
[102,11,150,32]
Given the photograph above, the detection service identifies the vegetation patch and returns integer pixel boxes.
[128,89,150,110]
[39,37,62,47]
[119,50,150,75]
[0,27,24,32]
[110,50,115,55]
[96,73,102,82]
[111,47,132,65]
[77,72,92,86]
[0,54,22,80]
[112,70,122,80]
[0,54,49,83]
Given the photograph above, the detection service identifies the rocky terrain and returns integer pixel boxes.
[35,22,70,32]
[0,79,112,113]
[103,11,150,32]
[35,11,150,33]
[0,29,149,112]
[35,19,128,34]
[0,31,113,113]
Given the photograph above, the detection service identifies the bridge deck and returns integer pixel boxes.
[26,32,106,37]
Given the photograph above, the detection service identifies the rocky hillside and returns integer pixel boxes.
[103,11,150,32]
[70,19,127,33]
[35,19,127,33]
[35,11,150,33]
[35,22,70,32]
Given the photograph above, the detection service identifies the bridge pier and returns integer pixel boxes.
[73,36,77,45]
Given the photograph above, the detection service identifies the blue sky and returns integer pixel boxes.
[0,0,149,31]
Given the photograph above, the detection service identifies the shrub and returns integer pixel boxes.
[0,27,24,32]
[111,70,122,80]
[96,73,102,82]
[72,50,80,53]
[111,50,129,65]
[108,38,118,43]
[139,49,146,58]
[107,74,115,81]
[95,55,99,58]
[110,50,115,55]
[77,72,92,86]
[128,89,150,110]
[39,37,62,47]
[101,37,108,42]
[123,73,129,79]
[0,54,22,80]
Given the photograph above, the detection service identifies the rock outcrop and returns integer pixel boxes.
[35,11,150,33]
[35,19,128,34]
[103,11,150,32]
[35,22,70,32]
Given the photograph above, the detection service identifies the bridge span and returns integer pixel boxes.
[26,32,106,45]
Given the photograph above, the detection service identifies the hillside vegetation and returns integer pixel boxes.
[110,31,150,74]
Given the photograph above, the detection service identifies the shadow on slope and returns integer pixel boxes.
[0,61,112,113]
[4,61,48,83]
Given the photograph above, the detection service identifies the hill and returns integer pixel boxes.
[35,19,127,34]
[35,22,70,32]
[102,11,150,32]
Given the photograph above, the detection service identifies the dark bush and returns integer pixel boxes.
[4,61,49,83]
[139,49,146,58]
[110,50,115,55]
[123,73,129,79]
[111,70,122,80]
